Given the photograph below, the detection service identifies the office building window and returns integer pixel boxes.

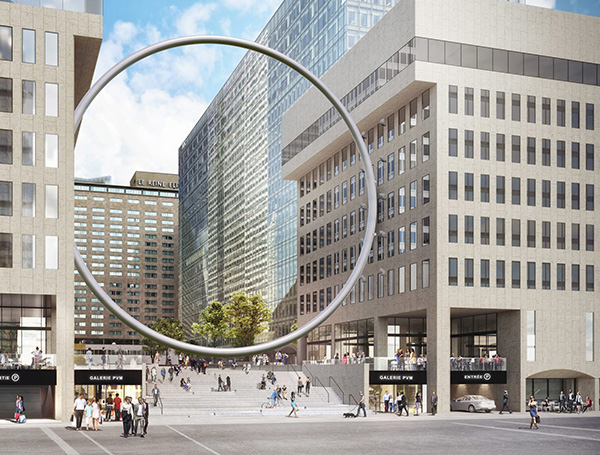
[586,313,594,361]
[586,144,594,171]
[527,178,536,206]
[449,258,458,286]
[527,137,535,165]
[387,154,395,181]
[496,218,505,246]
[572,183,580,210]
[572,101,580,128]
[481,174,489,202]
[0,181,12,216]
[586,103,594,131]
[465,215,474,244]
[0,233,12,268]
[465,130,474,158]
[422,216,430,246]
[22,234,35,269]
[0,26,12,61]
[22,183,35,217]
[422,90,430,119]
[557,222,566,249]
[398,106,406,134]
[512,177,520,205]
[22,29,35,64]
[449,215,458,243]
[422,132,430,162]
[449,85,458,114]
[572,223,580,250]
[422,260,430,289]
[542,221,551,249]
[410,263,417,291]
[422,175,430,204]
[542,97,551,125]
[465,87,474,116]
[378,273,384,298]
[388,269,395,296]
[359,171,365,195]
[542,139,550,166]
[45,235,58,269]
[512,135,520,163]
[398,266,405,294]
[481,217,490,245]
[388,114,395,142]
[481,132,490,160]
[22,81,35,115]
[527,262,536,289]
[398,226,405,254]
[0,129,12,164]
[571,142,580,169]
[368,275,374,300]
[496,91,505,119]
[464,173,474,201]
[398,187,405,214]
[527,95,536,123]
[496,260,505,288]
[586,265,594,291]
[449,172,458,200]
[0,77,11,113]
[22,131,35,166]
[557,181,566,208]
[512,94,520,121]
[557,140,566,167]
[409,98,418,128]
[45,83,58,117]
[496,176,505,203]
[557,263,566,290]
[45,32,58,66]
[449,128,458,157]
[572,264,580,291]
[512,219,520,247]
[496,133,505,161]
[481,89,490,118]
[586,184,594,211]
[586,225,594,251]
[512,261,521,289]
[557,99,566,126]
[410,181,417,209]
[398,147,405,175]
[527,220,536,248]
[45,185,58,218]
[410,222,417,250]
[527,311,536,361]
[542,180,550,207]
[481,259,489,287]
[410,140,417,168]
[464,259,474,287]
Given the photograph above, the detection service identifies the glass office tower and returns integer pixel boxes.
[179,0,398,343]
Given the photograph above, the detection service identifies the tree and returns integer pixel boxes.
[191,301,228,347]
[290,319,298,345]
[140,317,185,355]
[224,291,271,347]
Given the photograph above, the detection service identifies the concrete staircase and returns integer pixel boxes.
[145,366,348,417]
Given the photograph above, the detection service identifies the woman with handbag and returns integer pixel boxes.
[529,396,539,430]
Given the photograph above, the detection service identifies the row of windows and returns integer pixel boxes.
[448,216,595,251]
[0,130,60,167]
[74,186,177,199]
[448,130,595,170]
[299,261,430,315]
[0,26,58,65]
[448,258,595,291]
[449,86,594,130]
[300,218,430,285]
[298,90,431,199]
[0,233,58,269]
[301,175,430,229]
[0,79,59,116]
[0,182,59,217]
[448,172,595,211]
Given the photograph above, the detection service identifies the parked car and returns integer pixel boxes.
[450,395,496,413]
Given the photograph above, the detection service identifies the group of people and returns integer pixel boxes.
[332,352,366,364]
[557,390,593,413]
[180,377,192,392]
[449,353,504,371]
[394,349,426,371]
[14,395,25,423]
[217,374,231,391]
[84,345,125,369]
[380,390,424,415]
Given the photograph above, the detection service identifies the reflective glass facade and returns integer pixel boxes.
[179,0,398,341]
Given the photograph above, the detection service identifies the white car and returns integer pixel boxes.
[450,395,496,413]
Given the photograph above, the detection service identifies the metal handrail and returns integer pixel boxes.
[310,375,329,403]
[348,393,359,406]
[328,376,344,403]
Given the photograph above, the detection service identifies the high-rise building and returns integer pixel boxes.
[0,0,102,419]
[73,171,179,345]
[282,0,599,412]
[179,0,399,343]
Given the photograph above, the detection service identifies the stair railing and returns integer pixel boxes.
[328,376,344,403]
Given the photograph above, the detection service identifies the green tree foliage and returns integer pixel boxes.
[141,317,185,355]
[224,291,272,347]
[191,301,228,347]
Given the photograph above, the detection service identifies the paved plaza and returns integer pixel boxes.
[1,412,598,454]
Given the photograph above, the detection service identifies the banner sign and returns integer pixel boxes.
[451,371,507,384]
[75,369,142,385]
[0,369,56,385]
[370,370,427,384]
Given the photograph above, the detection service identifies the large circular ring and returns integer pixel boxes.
[74,36,377,356]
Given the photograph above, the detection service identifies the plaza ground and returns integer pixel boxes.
[1,411,598,454]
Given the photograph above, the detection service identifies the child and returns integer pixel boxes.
[84,400,93,430]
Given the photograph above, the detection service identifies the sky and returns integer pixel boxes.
[74,0,600,185]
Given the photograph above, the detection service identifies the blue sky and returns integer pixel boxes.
[74,0,600,184]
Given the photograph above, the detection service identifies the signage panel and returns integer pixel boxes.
[370,370,427,384]
[75,369,142,385]
[0,369,56,385]
[451,371,507,384]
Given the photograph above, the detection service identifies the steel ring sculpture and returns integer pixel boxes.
[74,36,377,356]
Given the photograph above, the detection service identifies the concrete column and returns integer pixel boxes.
[427,305,451,413]
[297,336,308,363]
[498,311,522,412]
[373,316,388,359]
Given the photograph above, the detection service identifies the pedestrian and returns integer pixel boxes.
[529,396,539,430]
[105,393,113,421]
[559,390,566,413]
[14,395,24,422]
[431,391,438,415]
[91,396,100,431]
[305,376,311,396]
[168,366,174,382]
[152,383,160,406]
[101,347,107,369]
[218,375,224,391]
[226,375,231,392]
[84,399,93,430]
[121,396,133,438]
[383,390,391,412]
[133,397,145,437]
[116,345,124,369]
[398,391,409,416]
[499,389,512,414]
[568,389,575,413]
[85,347,93,368]
[575,392,583,413]
[414,392,421,415]
[113,393,122,421]
[297,376,303,396]
[287,391,299,418]
[142,397,149,435]
[151,366,157,383]
[355,391,367,417]
[73,393,86,430]
[160,366,166,382]
[581,396,592,413]
[267,388,280,408]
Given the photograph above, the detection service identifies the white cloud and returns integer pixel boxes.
[524,0,556,8]
[176,2,217,36]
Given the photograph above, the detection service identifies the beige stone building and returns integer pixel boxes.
[282,0,600,413]
[0,0,101,419]
[74,171,178,345]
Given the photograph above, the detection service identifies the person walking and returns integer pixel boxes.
[297,376,303,396]
[398,391,409,416]
[113,393,122,421]
[414,392,422,416]
[287,391,299,418]
[218,375,224,391]
[575,392,583,413]
[84,399,93,430]
[568,389,575,413]
[105,393,113,422]
[121,396,133,438]
[529,396,539,430]
[142,397,149,435]
[152,384,160,406]
[559,391,566,413]
[151,366,157,383]
[355,391,367,417]
[91,396,100,431]
[116,345,124,369]
[431,391,438,416]
[73,393,86,430]
[305,376,311,396]
[101,347,107,369]
[133,397,145,437]
[383,390,391,412]
[14,395,24,422]
[168,366,174,382]
[226,375,231,392]
[499,389,513,414]
[160,367,166,383]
